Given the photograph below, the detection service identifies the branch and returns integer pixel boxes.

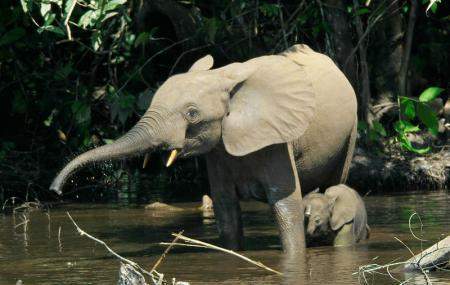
[64,0,77,41]
[170,233,283,276]
[66,212,164,282]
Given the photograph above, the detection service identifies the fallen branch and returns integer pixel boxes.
[166,232,283,276]
[355,213,448,284]
[151,230,184,272]
[403,235,450,272]
[66,212,180,285]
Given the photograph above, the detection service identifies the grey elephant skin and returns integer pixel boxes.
[50,44,357,255]
[302,184,369,247]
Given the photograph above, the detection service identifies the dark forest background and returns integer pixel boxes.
[0,0,448,205]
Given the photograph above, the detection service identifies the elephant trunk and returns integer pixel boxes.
[50,114,161,195]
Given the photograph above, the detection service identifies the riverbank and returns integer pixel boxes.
[348,147,450,193]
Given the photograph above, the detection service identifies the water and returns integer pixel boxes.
[0,192,449,284]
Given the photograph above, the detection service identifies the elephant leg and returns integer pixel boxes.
[206,154,244,250]
[259,144,306,254]
[333,224,355,247]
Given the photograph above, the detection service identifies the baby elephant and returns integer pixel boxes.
[301,184,369,247]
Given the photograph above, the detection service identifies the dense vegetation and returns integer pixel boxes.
[0,0,448,204]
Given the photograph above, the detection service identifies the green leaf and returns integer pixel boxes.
[104,0,127,12]
[372,121,387,137]
[41,25,65,36]
[78,10,99,28]
[71,101,91,124]
[100,11,119,23]
[419,87,444,102]
[0,28,26,46]
[64,0,76,14]
[400,97,416,120]
[394,120,420,133]
[43,12,56,26]
[40,2,51,17]
[357,121,368,132]
[417,103,439,136]
[91,31,102,51]
[20,0,32,13]
[356,8,370,16]
[63,0,76,22]
[54,63,73,80]
[397,133,430,154]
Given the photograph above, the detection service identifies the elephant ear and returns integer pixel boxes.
[327,194,355,231]
[189,55,214,72]
[220,55,316,156]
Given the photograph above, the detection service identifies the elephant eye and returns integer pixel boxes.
[185,107,200,123]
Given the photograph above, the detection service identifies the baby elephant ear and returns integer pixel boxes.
[328,196,355,231]
[189,55,214,72]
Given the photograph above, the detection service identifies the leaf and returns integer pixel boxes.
[40,2,51,17]
[417,103,439,136]
[104,0,127,12]
[71,101,91,124]
[134,31,152,47]
[100,11,119,23]
[91,31,102,51]
[397,133,430,154]
[0,28,26,46]
[357,121,368,132]
[64,0,76,15]
[419,87,444,102]
[394,120,420,133]
[54,63,73,80]
[38,25,65,36]
[43,13,56,26]
[20,0,32,13]
[356,8,370,16]
[205,18,219,43]
[400,97,416,120]
[78,10,98,28]
[372,121,387,137]
[63,0,76,22]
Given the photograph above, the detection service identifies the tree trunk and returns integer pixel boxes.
[352,0,371,123]
[372,0,404,102]
[322,0,357,87]
[399,0,418,98]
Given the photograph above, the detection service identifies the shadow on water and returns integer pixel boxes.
[0,192,449,284]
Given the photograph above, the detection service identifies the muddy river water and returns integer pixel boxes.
[0,192,449,284]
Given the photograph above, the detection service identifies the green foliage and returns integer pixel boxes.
[394,87,444,153]
[0,0,447,202]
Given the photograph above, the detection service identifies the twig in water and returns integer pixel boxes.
[409,212,428,242]
[58,226,63,252]
[169,232,283,276]
[151,230,184,272]
[66,212,169,284]
[159,242,207,249]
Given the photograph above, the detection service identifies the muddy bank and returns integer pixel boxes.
[348,147,450,192]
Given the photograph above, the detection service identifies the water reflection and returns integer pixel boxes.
[0,192,448,284]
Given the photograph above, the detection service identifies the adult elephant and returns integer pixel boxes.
[50,44,357,255]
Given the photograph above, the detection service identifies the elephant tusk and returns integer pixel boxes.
[142,153,150,169]
[305,205,311,217]
[166,149,178,167]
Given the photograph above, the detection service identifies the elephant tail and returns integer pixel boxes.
[339,115,358,183]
